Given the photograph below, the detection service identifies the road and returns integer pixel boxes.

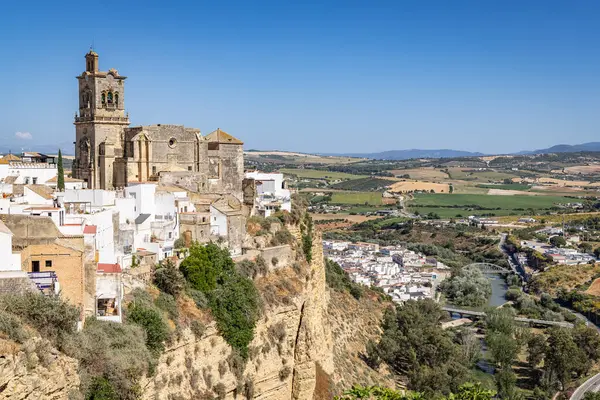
[570,372,600,400]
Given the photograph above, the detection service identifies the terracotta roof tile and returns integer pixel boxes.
[97,263,122,274]
[204,128,243,145]
[83,225,97,234]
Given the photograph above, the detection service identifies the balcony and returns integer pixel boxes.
[28,271,59,295]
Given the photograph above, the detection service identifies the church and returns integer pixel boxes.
[73,50,244,200]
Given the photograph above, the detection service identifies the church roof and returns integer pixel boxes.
[204,129,243,145]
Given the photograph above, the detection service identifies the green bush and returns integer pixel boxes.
[179,243,235,292]
[0,309,29,343]
[187,288,209,309]
[271,229,294,246]
[0,292,79,342]
[209,274,260,359]
[86,377,119,400]
[127,303,170,353]
[154,292,179,321]
[153,260,186,297]
[236,260,266,279]
[63,318,153,400]
[190,320,206,339]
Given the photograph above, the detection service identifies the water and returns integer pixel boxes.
[486,273,509,307]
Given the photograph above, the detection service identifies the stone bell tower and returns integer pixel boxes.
[73,50,130,189]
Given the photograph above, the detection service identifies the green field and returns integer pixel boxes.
[330,177,393,191]
[330,192,383,205]
[280,168,365,181]
[409,193,573,217]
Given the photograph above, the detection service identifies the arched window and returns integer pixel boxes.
[114,93,119,107]
[107,92,113,104]
[101,93,106,104]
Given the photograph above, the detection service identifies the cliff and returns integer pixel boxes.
[0,225,391,399]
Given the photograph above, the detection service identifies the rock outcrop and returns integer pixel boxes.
[0,338,80,400]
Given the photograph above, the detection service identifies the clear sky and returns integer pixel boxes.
[1,0,600,154]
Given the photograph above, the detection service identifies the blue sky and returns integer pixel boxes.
[1,0,600,154]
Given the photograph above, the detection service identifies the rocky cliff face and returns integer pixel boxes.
[0,227,390,399]
[0,338,80,400]
[140,230,336,400]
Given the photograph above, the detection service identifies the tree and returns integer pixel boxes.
[153,260,186,297]
[57,149,65,191]
[179,243,235,292]
[549,235,567,248]
[438,265,492,307]
[527,334,547,369]
[583,393,600,400]
[544,328,586,389]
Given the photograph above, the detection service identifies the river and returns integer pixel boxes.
[486,273,509,307]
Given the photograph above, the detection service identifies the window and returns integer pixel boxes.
[32,177,37,184]
[24,177,30,184]
[202,217,206,223]
[168,232,172,239]
[107,92,113,104]
[45,260,52,268]
[168,138,177,148]
[184,206,188,212]
[101,93,106,104]
[32,261,40,273]
[114,93,119,107]
[152,166,157,175]
[188,166,192,171]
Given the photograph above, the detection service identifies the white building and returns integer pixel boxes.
[245,171,291,217]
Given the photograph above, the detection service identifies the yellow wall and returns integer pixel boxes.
[20,243,85,310]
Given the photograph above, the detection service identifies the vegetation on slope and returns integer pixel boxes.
[335,383,495,400]
[325,258,363,300]
[179,243,260,359]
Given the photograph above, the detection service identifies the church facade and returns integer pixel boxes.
[73,51,243,199]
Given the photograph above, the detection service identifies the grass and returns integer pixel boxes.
[330,192,383,205]
[280,168,366,181]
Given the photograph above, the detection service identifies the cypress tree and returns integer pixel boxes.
[57,149,65,191]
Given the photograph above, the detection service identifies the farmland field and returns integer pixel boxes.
[390,168,449,180]
[476,184,532,191]
[280,168,365,181]
[330,177,394,191]
[330,191,383,205]
[411,193,572,209]
[408,193,574,217]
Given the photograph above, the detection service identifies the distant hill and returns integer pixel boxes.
[0,143,74,156]
[326,149,485,160]
[518,142,600,155]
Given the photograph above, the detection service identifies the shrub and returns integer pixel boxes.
[214,382,227,399]
[86,376,119,400]
[279,366,292,381]
[127,303,170,353]
[0,292,79,342]
[268,321,287,343]
[236,260,260,279]
[155,293,179,321]
[271,257,279,267]
[174,237,187,249]
[153,261,186,297]
[244,379,255,399]
[210,274,260,359]
[179,243,235,293]
[63,318,153,400]
[271,229,294,246]
[187,289,209,309]
[0,310,29,343]
[191,320,206,339]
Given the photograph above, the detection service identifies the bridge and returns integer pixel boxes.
[442,306,574,328]
[467,262,515,275]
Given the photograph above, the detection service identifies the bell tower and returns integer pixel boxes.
[73,50,130,189]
